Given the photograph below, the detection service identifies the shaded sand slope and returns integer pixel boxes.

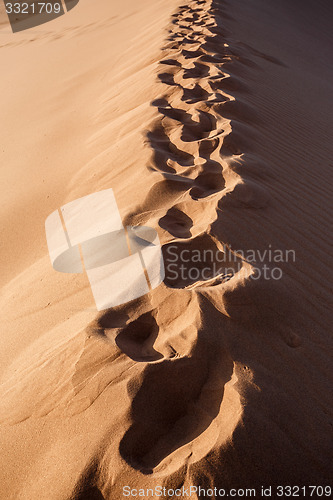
[115,0,333,490]
[0,0,332,498]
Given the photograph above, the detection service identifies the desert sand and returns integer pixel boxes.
[0,0,332,498]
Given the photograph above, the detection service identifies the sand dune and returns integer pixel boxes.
[0,0,332,498]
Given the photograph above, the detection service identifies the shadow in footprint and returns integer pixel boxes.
[115,312,163,362]
[190,171,225,199]
[148,125,195,167]
[181,109,217,142]
[183,62,210,79]
[162,233,241,289]
[160,58,181,67]
[182,83,210,103]
[119,326,233,473]
[159,207,193,238]
[158,72,178,86]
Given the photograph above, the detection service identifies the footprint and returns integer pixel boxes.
[119,334,234,473]
[181,83,210,103]
[162,233,241,289]
[190,171,225,199]
[158,72,178,86]
[183,61,211,79]
[115,312,163,362]
[159,206,193,238]
[160,58,181,67]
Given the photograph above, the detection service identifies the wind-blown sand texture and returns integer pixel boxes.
[0,0,332,498]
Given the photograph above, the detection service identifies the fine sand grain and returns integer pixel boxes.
[0,0,332,498]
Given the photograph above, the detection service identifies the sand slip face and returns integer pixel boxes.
[0,0,332,498]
